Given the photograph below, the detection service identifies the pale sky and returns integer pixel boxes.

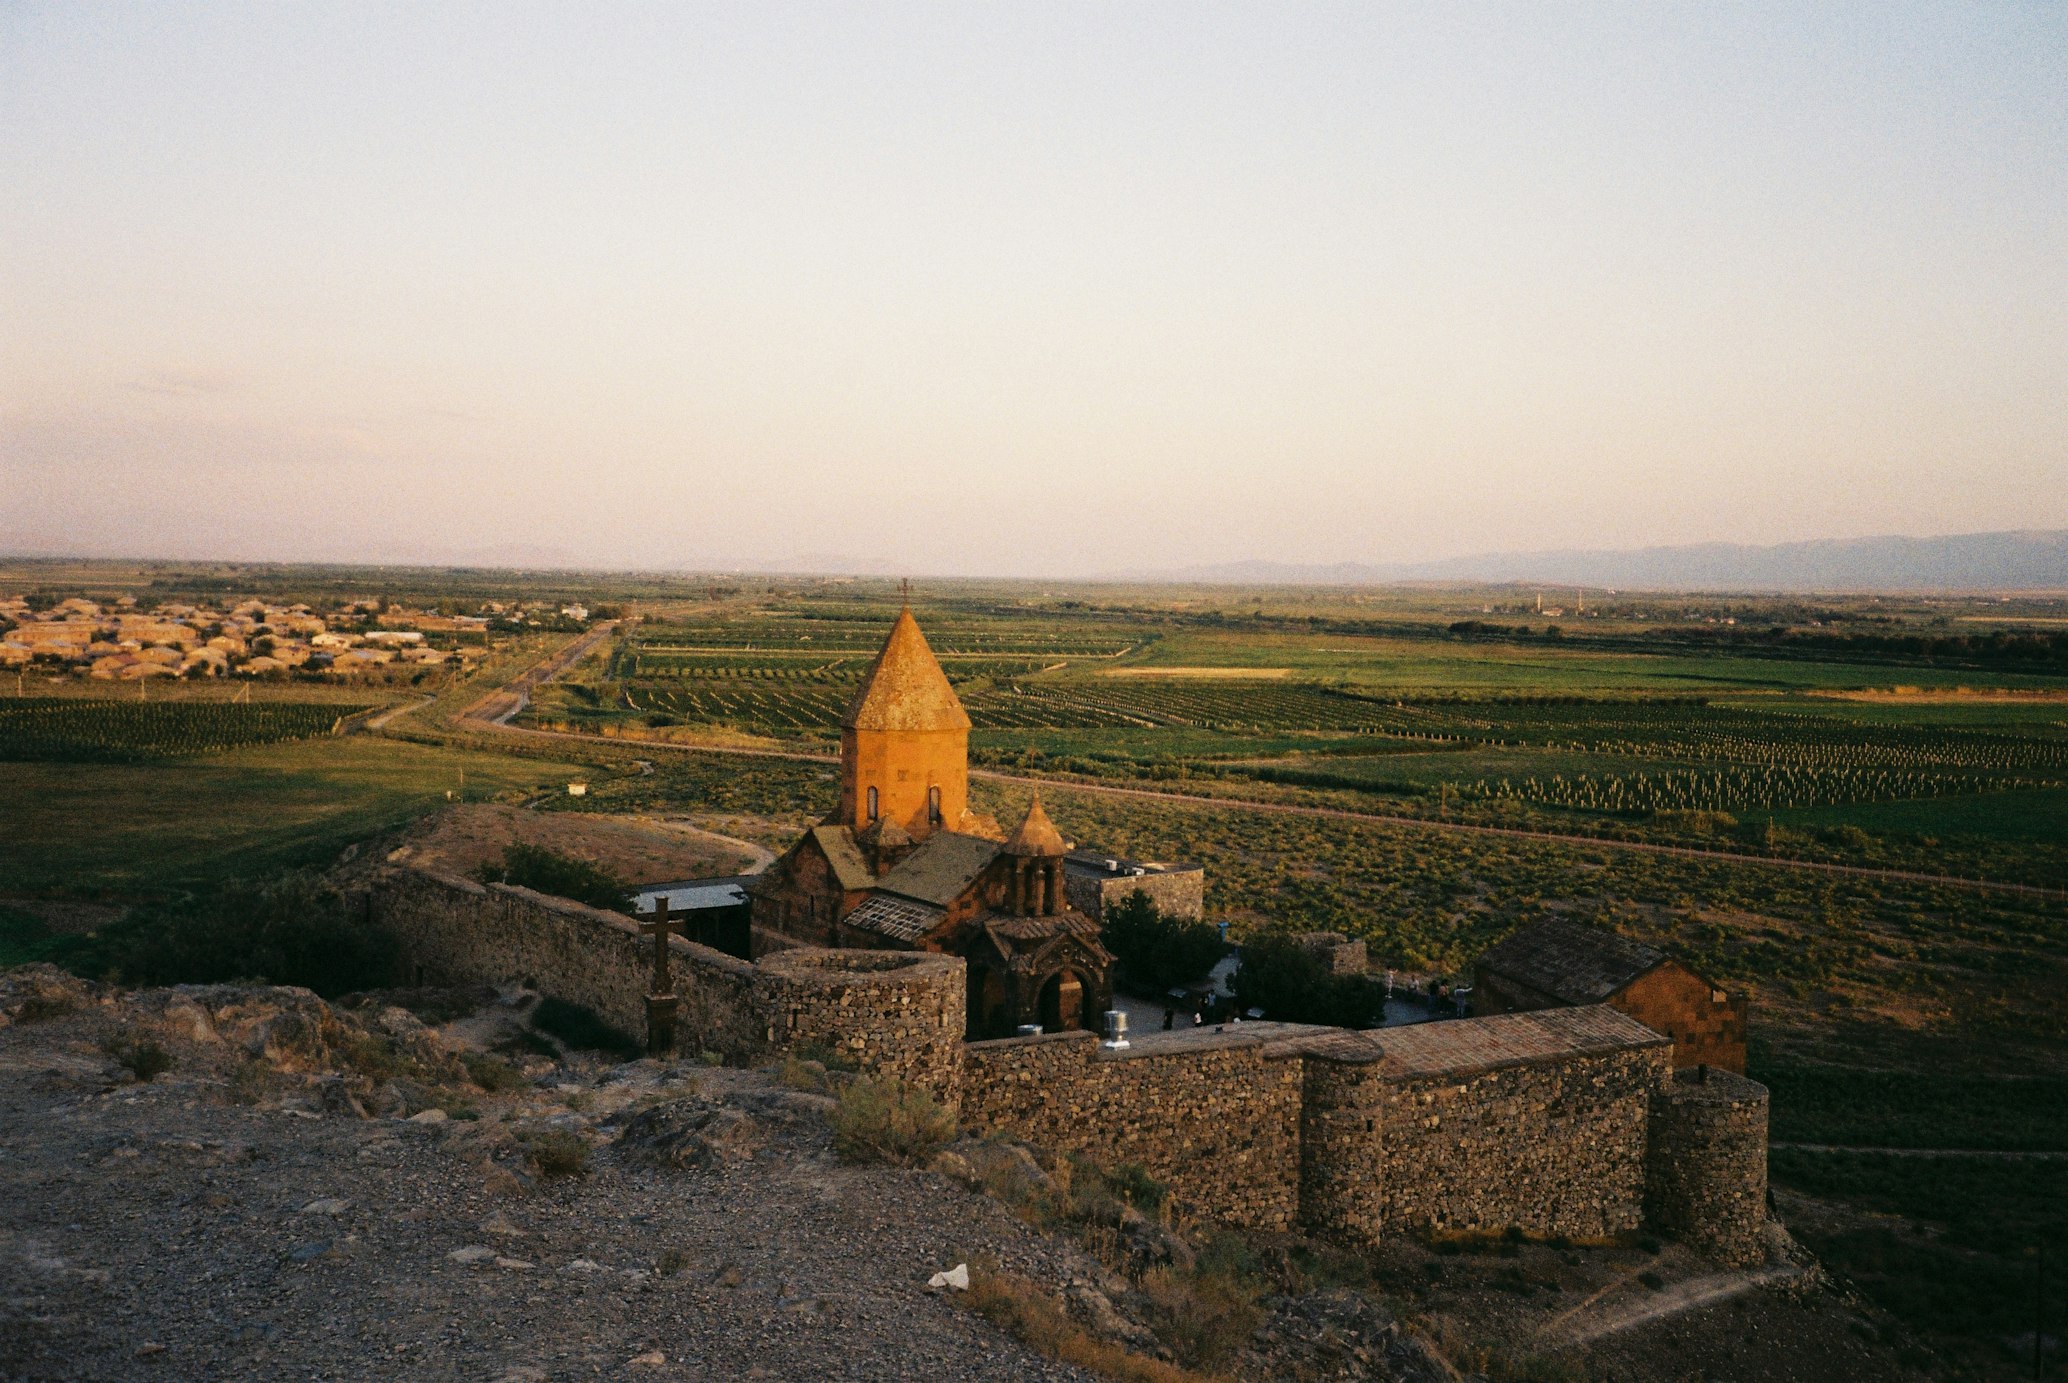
[4,3,2064,576]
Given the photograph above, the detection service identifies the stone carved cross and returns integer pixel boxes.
[640,895,683,1055]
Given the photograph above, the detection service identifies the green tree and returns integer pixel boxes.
[1098,891,1225,994]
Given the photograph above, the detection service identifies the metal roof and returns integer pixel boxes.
[842,893,943,943]
[631,877,754,914]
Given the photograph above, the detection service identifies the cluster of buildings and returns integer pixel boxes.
[0,594,498,681]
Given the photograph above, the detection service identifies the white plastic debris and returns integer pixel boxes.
[927,1263,970,1292]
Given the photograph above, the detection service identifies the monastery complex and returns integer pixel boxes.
[366,608,1774,1268]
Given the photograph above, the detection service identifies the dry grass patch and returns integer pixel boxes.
[827,1076,955,1166]
[961,1269,1216,1383]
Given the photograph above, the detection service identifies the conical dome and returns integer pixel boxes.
[841,609,972,732]
[1004,794,1067,857]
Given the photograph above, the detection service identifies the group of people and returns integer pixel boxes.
[1160,995,1243,1030]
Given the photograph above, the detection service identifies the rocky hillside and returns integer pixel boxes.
[0,967,1930,1382]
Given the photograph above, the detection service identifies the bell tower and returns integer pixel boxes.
[833,602,972,841]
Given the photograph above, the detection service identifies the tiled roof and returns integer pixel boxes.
[1367,1005,1666,1079]
[1474,918,1667,1004]
[843,893,944,943]
[878,831,1000,907]
[807,825,878,893]
[841,609,972,732]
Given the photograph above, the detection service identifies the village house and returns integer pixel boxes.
[1471,917,1747,1072]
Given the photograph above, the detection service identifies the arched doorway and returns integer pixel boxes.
[1038,969,1090,1033]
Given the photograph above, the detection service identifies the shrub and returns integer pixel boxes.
[827,1076,956,1166]
[1230,931,1383,1027]
[475,844,631,913]
[103,1035,173,1082]
[530,997,641,1057]
[526,1130,589,1178]
[461,1051,528,1092]
[1139,1265,1262,1371]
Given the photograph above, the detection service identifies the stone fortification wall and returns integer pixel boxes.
[1301,1031,1669,1243]
[372,869,962,1095]
[1646,1067,1770,1267]
[758,949,965,1104]
[373,868,1766,1262]
[960,1027,1307,1230]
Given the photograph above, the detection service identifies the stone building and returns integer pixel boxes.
[750,607,1117,1040]
[1471,918,1747,1073]
[1061,851,1205,922]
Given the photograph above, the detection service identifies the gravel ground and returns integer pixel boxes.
[0,971,1097,1383]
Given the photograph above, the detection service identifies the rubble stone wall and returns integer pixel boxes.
[758,949,966,1105]
[1063,868,1205,923]
[960,1030,1305,1230]
[373,869,961,1090]
[1301,1043,1671,1243]
[375,868,1767,1260]
[1646,1067,1770,1267]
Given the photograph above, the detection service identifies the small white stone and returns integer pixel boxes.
[407,1108,448,1124]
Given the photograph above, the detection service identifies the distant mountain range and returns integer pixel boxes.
[1145,530,2068,593]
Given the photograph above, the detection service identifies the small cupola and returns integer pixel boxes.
[1004,795,1069,916]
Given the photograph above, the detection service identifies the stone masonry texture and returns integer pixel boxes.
[1646,1066,1771,1267]
[372,869,1766,1261]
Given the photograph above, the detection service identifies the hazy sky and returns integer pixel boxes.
[4,3,2064,576]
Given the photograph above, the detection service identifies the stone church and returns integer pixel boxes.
[749,607,1117,1039]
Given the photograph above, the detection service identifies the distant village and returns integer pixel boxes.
[0,593,593,682]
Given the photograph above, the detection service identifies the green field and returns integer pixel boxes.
[6,561,2068,1374]
[0,735,598,899]
[0,697,373,763]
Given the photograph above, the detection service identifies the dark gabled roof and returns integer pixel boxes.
[972,909,1111,965]
[806,825,877,893]
[1475,919,1668,1005]
[842,893,944,943]
[877,831,1000,907]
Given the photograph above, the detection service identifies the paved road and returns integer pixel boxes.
[458,622,620,727]
[440,638,2068,903]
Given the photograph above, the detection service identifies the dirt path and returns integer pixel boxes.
[363,694,434,730]
[1551,1265,1799,1347]
[1772,1142,2068,1160]
[441,643,2068,902]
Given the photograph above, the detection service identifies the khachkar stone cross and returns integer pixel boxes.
[641,895,682,1055]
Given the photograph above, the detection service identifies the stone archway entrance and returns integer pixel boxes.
[1037,969,1091,1033]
